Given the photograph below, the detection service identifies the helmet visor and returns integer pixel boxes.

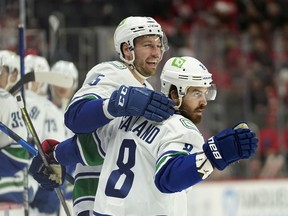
[184,84,217,101]
[206,84,217,101]
[162,32,169,52]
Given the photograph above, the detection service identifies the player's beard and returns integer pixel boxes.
[179,105,205,125]
[134,61,158,77]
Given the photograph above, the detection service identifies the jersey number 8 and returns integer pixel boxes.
[105,139,136,198]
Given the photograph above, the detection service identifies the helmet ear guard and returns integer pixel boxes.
[160,56,217,101]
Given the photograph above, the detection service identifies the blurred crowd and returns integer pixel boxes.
[1,0,288,180]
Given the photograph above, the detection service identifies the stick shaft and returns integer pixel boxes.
[0,123,72,216]
[0,121,74,184]
[17,95,71,216]
[0,122,37,155]
[18,7,28,214]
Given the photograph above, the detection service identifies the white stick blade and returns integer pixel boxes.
[34,72,74,88]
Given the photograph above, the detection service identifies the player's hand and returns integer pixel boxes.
[29,139,66,190]
[41,139,59,159]
[106,85,175,122]
[202,122,258,170]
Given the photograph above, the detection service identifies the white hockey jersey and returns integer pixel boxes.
[70,61,153,105]
[90,114,205,216]
[0,89,27,149]
[67,61,154,215]
[0,89,29,204]
[25,90,67,142]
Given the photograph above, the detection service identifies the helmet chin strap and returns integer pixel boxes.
[173,97,183,111]
[128,63,150,80]
[121,50,151,80]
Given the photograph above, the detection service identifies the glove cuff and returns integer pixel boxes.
[103,99,115,119]
[196,152,214,179]
[203,137,226,170]
[52,145,59,163]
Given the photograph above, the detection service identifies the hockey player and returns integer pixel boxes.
[58,16,174,215]
[49,60,79,113]
[0,50,30,205]
[24,54,68,216]
[24,54,51,143]
[49,60,79,212]
[24,54,68,148]
[0,50,21,91]
[29,56,259,215]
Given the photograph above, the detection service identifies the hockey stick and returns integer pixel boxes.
[0,121,75,184]
[0,122,37,155]
[16,95,72,216]
[8,71,74,95]
[18,0,28,212]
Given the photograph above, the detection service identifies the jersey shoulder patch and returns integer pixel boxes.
[179,118,199,132]
[108,61,127,70]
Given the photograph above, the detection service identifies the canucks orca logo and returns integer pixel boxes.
[179,118,199,132]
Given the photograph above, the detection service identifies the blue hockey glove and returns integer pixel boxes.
[203,122,258,170]
[29,140,66,191]
[106,85,175,122]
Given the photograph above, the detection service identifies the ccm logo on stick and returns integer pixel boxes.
[208,137,222,159]
[118,86,128,107]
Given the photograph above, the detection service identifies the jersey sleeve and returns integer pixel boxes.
[55,120,115,166]
[64,61,151,133]
[154,116,213,193]
[64,62,127,133]
[0,144,30,176]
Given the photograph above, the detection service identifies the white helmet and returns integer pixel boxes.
[114,16,168,63]
[0,50,20,89]
[24,54,50,74]
[50,60,79,90]
[24,54,50,95]
[161,56,217,101]
[0,50,20,75]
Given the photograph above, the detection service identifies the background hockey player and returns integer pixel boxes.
[49,60,79,213]
[0,50,30,207]
[24,54,69,216]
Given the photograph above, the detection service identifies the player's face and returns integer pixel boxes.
[52,86,74,100]
[180,87,208,124]
[0,66,9,89]
[133,35,163,77]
